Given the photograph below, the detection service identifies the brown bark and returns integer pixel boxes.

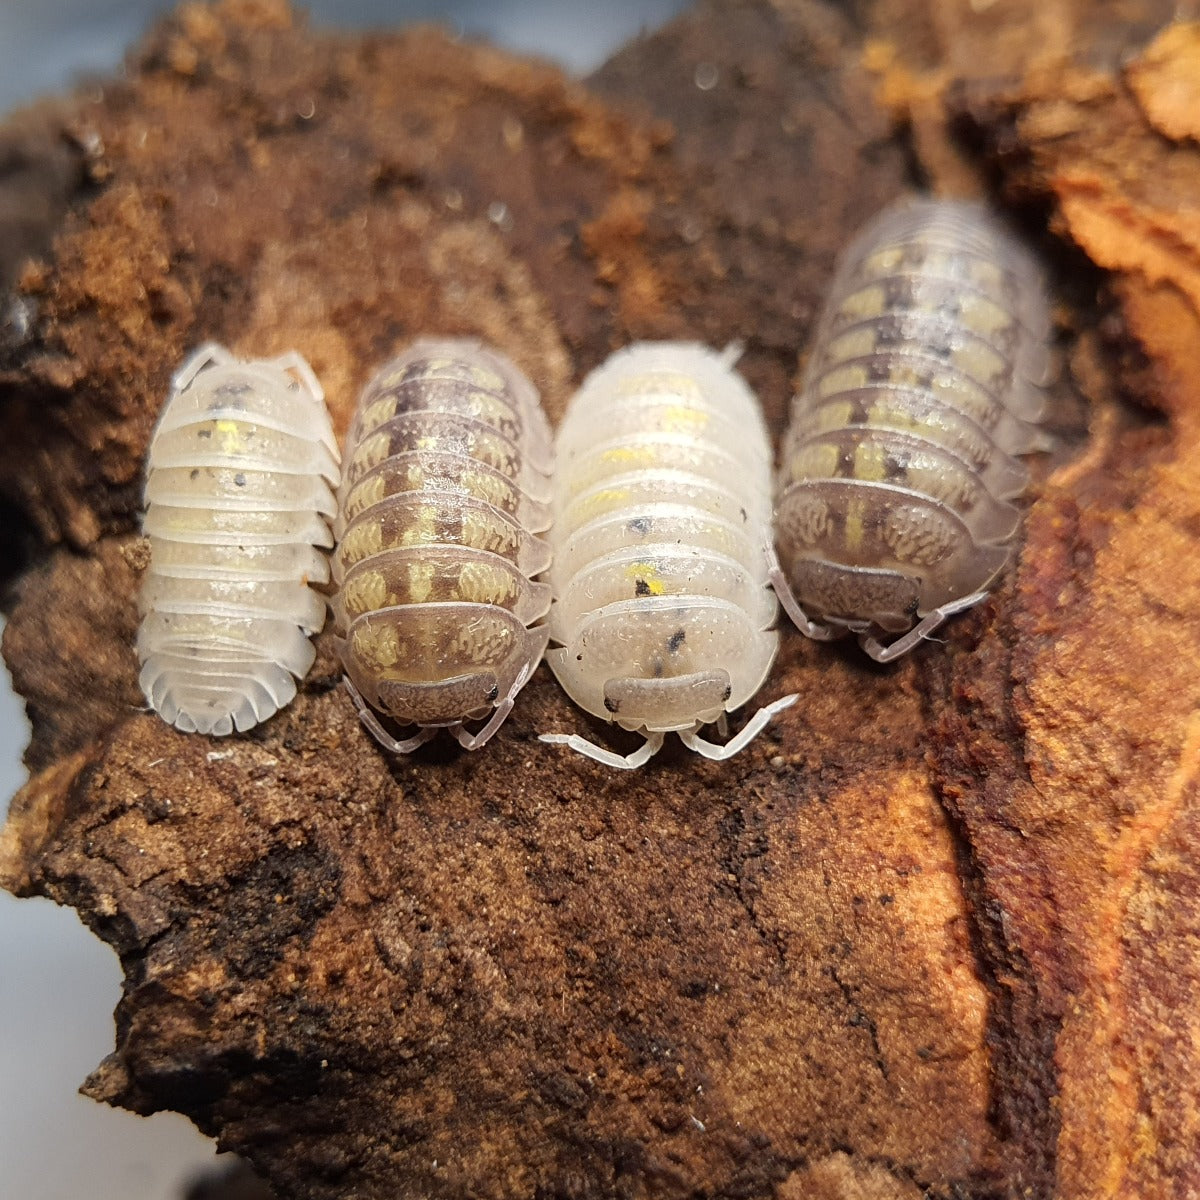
[1,1,1197,1197]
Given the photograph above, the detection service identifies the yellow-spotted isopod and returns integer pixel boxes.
[772,199,1052,661]
[332,339,553,752]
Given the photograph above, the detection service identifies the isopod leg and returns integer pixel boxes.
[173,342,236,392]
[763,539,841,642]
[451,661,535,751]
[859,591,990,663]
[273,350,326,403]
[344,678,437,754]
[539,730,665,770]
[719,340,746,369]
[677,693,798,761]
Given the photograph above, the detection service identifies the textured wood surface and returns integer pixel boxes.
[1,1,1198,1197]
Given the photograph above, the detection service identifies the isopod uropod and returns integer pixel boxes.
[138,344,340,735]
[540,342,796,770]
[772,199,1052,661]
[332,339,553,752]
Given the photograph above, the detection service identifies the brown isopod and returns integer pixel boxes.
[771,199,1053,660]
[332,339,552,752]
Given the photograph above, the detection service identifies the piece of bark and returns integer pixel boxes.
[869,6,1200,1196]
[862,0,1177,198]
[184,1157,277,1200]
[925,21,1200,1200]
[0,98,86,298]
[1,1,1198,1198]
[0,97,89,572]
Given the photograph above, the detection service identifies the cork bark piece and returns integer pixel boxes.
[0,0,1197,1198]
[879,9,1200,1199]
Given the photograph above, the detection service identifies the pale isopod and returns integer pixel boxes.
[772,199,1052,661]
[138,344,340,735]
[540,342,796,770]
[332,339,552,752]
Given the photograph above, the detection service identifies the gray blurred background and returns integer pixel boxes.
[0,0,688,112]
[0,2,687,1196]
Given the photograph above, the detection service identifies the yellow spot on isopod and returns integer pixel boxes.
[864,247,903,274]
[360,397,397,432]
[345,571,390,615]
[457,561,513,605]
[869,398,916,433]
[837,284,887,320]
[407,560,436,603]
[340,521,384,565]
[212,419,250,452]
[844,498,866,553]
[467,364,505,391]
[463,508,512,554]
[829,328,879,360]
[886,363,926,390]
[400,506,440,547]
[950,342,1004,381]
[574,488,629,521]
[929,375,991,424]
[353,433,391,472]
[958,294,1011,339]
[627,562,665,595]
[348,473,388,519]
[467,390,505,423]
[354,623,400,669]
[463,468,513,511]
[810,401,854,433]
[816,365,868,397]
[602,445,657,466]
[852,439,888,482]
[963,259,1004,288]
[789,441,840,482]
[659,405,708,434]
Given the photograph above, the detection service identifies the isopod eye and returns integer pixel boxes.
[486,684,500,704]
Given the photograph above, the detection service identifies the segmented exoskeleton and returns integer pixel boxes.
[772,199,1052,661]
[138,344,339,735]
[332,339,552,752]
[540,342,795,770]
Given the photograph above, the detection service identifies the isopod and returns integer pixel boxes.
[772,199,1052,661]
[138,344,340,735]
[332,339,552,752]
[540,342,796,770]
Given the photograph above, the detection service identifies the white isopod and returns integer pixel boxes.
[137,344,340,735]
[540,342,796,769]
